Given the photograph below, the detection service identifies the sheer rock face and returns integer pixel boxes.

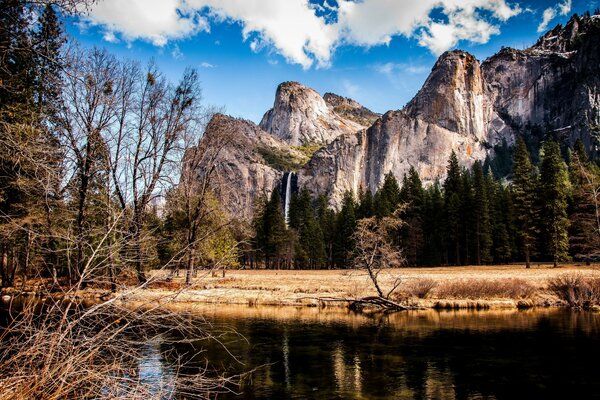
[299,111,487,207]
[259,81,369,146]
[303,14,600,208]
[482,15,600,150]
[199,113,298,220]
[199,14,600,215]
[300,51,502,208]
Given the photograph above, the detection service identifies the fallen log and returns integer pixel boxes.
[311,295,417,311]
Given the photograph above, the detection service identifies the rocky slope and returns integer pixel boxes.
[482,14,600,150]
[199,13,600,215]
[259,81,372,146]
[301,14,600,207]
[198,113,306,220]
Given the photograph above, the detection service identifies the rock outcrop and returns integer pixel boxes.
[199,13,600,215]
[482,14,600,150]
[198,113,305,220]
[259,81,372,146]
[301,14,600,208]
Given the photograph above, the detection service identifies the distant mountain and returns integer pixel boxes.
[258,81,375,146]
[198,13,600,216]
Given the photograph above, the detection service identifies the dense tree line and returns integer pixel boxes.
[249,137,600,269]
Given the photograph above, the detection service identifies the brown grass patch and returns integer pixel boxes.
[405,278,437,299]
[435,278,536,299]
[146,280,185,290]
[547,274,600,309]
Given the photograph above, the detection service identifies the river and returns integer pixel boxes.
[135,305,600,399]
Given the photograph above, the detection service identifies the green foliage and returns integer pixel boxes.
[333,192,357,268]
[292,142,322,160]
[374,172,401,217]
[253,189,292,268]
[473,161,492,264]
[540,141,571,265]
[257,145,308,171]
[511,137,540,267]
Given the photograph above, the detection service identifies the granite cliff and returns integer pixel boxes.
[198,13,600,215]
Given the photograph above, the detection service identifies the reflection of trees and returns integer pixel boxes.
[156,310,600,399]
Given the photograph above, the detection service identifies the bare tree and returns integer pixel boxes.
[351,206,409,309]
[0,219,237,399]
[57,47,120,284]
[106,63,203,284]
[176,116,236,285]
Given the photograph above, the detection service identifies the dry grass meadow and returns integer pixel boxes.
[120,264,600,310]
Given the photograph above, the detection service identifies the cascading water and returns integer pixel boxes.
[284,172,292,225]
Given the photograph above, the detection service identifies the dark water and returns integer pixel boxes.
[153,307,600,399]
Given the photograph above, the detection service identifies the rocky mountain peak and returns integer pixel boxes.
[323,92,380,127]
[405,50,489,139]
[259,81,369,146]
[197,12,600,216]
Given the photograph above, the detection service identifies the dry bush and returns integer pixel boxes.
[547,274,600,309]
[0,287,236,400]
[405,278,437,299]
[435,278,536,299]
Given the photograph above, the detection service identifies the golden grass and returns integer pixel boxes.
[119,264,600,310]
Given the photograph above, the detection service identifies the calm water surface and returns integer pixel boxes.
[152,306,600,399]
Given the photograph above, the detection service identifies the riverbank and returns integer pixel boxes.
[117,264,600,310]
[3,264,600,310]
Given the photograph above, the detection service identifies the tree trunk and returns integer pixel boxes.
[1,247,8,288]
[185,247,195,285]
[366,265,385,298]
[525,246,531,269]
[132,214,147,284]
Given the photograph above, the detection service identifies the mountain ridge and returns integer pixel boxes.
[198,13,600,215]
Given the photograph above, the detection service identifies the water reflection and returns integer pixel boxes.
[139,307,600,399]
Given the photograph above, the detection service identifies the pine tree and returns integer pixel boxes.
[291,188,326,269]
[33,4,65,120]
[540,140,571,267]
[511,137,539,268]
[422,182,444,265]
[472,161,492,264]
[487,172,513,263]
[374,172,400,217]
[333,191,357,269]
[316,194,336,268]
[399,167,425,266]
[258,189,288,269]
[443,151,462,264]
[356,188,374,219]
[460,169,474,265]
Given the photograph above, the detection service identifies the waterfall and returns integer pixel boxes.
[284,172,292,225]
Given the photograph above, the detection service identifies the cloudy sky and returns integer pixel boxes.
[69,0,596,122]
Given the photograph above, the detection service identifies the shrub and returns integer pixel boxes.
[406,278,437,299]
[436,278,535,299]
[547,274,600,309]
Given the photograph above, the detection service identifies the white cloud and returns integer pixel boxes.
[83,0,208,46]
[103,31,119,43]
[558,0,572,16]
[200,61,215,68]
[538,0,572,33]
[85,0,521,67]
[337,0,520,55]
[171,44,184,59]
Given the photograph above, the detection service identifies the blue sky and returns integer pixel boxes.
[67,0,598,123]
